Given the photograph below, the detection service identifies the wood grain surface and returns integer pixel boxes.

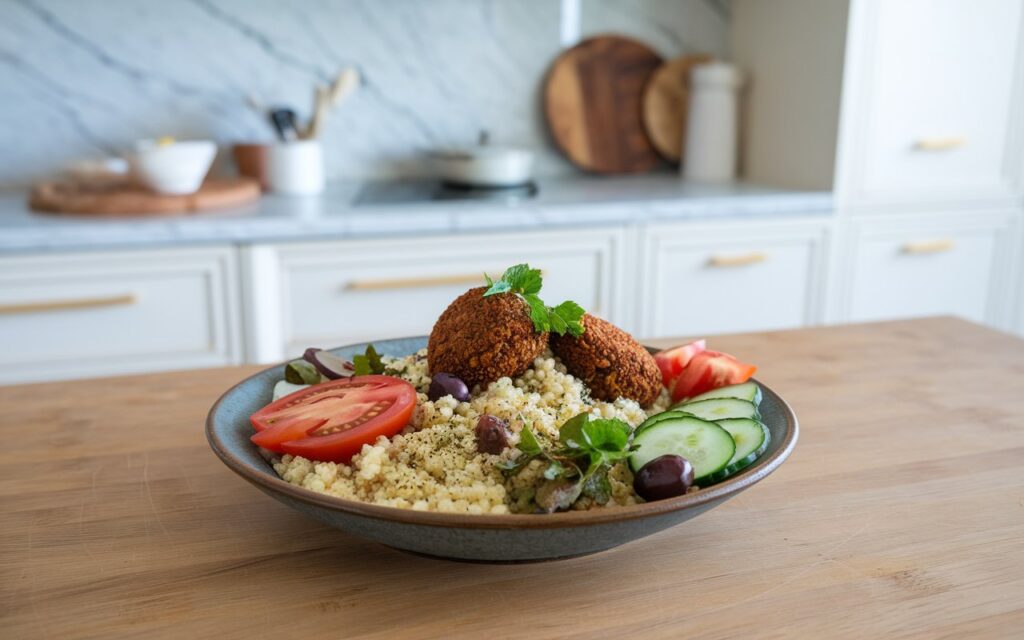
[544,36,664,174]
[29,177,261,216]
[641,54,714,163]
[2,318,1024,639]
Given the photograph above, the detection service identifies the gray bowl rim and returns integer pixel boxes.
[206,337,799,531]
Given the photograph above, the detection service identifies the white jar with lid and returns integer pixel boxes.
[683,62,745,182]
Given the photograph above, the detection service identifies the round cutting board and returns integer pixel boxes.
[641,54,714,164]
[29,177,261,216]
[544,35,664,174]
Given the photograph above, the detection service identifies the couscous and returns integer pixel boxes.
[271,349,671,514]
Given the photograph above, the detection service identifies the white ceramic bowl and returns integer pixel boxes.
[428,141,534,188]
[129,140,217,195]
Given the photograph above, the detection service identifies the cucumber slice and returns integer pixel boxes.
[681,381,762,405]
[702,419,770,484]
[634,410,692,436]
[630,416,735,481]
[670,397,760,421]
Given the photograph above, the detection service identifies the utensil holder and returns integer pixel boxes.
[267,140,324,195]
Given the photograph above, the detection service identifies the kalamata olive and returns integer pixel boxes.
[428,372,470,402]
[633,454,694,502]
[475,415,511,454]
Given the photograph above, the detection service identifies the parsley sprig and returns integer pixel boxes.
[352,344,385,376]
[500,412,636,512]
[483,264,585,337]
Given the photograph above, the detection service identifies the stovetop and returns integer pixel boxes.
[354,180,538,206]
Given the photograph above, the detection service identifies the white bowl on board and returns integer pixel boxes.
[129,139,217,195]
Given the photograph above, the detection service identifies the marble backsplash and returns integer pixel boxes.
[0,0,729,189]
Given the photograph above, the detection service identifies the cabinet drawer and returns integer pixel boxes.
[841,213,1017,325]
[640,220,828,338]
[0,247,241,384]
[244,229,627,361]
[843,0,1024,204]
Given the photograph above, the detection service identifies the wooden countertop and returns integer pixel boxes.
[2,317,1023,638]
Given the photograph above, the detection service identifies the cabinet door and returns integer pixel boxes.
[840,0,1024,206]
[1017,272,1024,338]
[243,229,627,362]
[1017,223,1024,337]
[640,219,829,338]
[839,212,1017,326]
[0,247,241,384]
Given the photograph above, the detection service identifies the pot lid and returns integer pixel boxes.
[428,130,531,160]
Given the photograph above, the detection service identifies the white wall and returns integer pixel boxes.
[732,0,849,191]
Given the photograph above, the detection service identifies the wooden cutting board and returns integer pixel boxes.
[642,54,714,164]
[544,35,664,174]
[29,177,261,216]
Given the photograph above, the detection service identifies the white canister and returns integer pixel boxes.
[683,62,745,183]
[267,140,325,195]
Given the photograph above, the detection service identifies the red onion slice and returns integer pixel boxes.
[302,348,355,379]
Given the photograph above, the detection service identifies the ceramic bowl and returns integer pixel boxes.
[207,337,798,563]
[129,139,216,195]
[429,146,534,188]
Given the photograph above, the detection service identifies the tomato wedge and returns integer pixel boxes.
[670,350,757,402]
[654,339,707,388]
[250,375,416,463]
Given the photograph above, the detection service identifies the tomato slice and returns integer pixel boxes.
[250,375,416,463]
[670,350,757,402]
[654,339,707,388]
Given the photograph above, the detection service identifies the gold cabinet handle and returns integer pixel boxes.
[0,293,136,315]
[345,270,547,292]
[707,252,767,268]
[901,239,955,255]
[913,136,967,151]
[346,273,494,292]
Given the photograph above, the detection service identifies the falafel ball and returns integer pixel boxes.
[428,286,548,388]
[549,313,662,406]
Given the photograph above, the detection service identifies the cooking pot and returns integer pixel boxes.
[428,131,534,188]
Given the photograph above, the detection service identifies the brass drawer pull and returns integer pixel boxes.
[707,252,767,268]
[901,239,955,255]
[913,136,967,151]
[346,273,494,292]
[0,293,136,315]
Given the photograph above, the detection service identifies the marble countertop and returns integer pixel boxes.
[0,175,833,253]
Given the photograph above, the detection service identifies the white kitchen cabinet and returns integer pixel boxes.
[831,211,1019,326]
[638,218,830,339]
[0,246,242,384]
[1013,223,1024,337]
[836,0,1024,208]
[734,0,1024,208]
[242,228,629,362]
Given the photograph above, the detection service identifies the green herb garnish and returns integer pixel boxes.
[482,264,585,337]
[516,423,544,455]
[502,412,636,512]
[352,344,385,376]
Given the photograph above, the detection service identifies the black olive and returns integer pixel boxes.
[475,415,510,454]
[428,373,470,402]
[633,454,694,501]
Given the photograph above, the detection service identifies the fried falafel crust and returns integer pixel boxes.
[549,313,662,406]
[428,286,548,388]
